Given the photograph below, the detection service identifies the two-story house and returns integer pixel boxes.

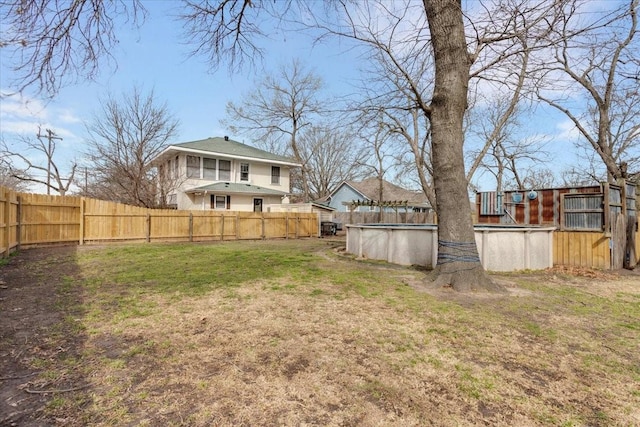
[153,136,300,211]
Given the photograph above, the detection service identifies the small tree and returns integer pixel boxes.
[85,87,179,207]
[0,154,32,191]
[296,125,368,200]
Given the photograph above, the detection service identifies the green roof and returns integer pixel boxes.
[188,182,289,196]
[170,137,298,165]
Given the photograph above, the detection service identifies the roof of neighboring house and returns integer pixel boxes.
[308,201,335,211]
[154,136,301,167]
[333,177,431,207]
[187,182,289,196]
[308,202,336,211]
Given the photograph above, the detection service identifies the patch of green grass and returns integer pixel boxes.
[522,321,557,340]
[79,242,320,297]
[455,364,494,400]
[309,288,326,297]
[47,396,67,410]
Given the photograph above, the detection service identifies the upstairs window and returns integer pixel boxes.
[187,155,200,178]
[271,166,280,185]
[203,157,216,179]
[173,155,179,178]
[219,160,231,181]
[240,163,249,181]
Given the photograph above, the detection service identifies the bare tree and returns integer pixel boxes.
[0,0,145,97]
[560,166,600,187]
[344,13,437,211]
[296,125,368,200]
[467,99,550,192]
[1,129,77,195]
[0,153,32,191]
[537,0,640,182]
[354,119,399,221]
[222,59,325,201]
[85,87,179,207]
[516,167,557,190]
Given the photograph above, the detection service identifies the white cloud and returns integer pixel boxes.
[556,119,582,142]
[0,92,81,142]
[0,93,49,122]
[0,120,42,135]
[57,108,82,124]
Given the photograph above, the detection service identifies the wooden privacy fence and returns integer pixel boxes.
[0,187,318,256]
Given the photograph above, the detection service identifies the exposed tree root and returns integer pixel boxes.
[426,263,507,293]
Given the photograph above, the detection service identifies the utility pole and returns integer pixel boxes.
[36,127,62,195]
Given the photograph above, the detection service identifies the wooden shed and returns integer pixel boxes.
[475,181,638,269]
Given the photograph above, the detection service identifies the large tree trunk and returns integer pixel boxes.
[423,0,504,292]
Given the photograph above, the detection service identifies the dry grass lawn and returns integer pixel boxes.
[2,239,639,426]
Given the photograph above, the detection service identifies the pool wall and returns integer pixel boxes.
[346,224,556,271]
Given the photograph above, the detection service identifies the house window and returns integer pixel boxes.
[187,155,200,178]
[271,166,280,185]
[240,163,249,181]
[173,155,179,178]
[219,160,231,181]
[203,157,216,179]
[167,194,177,206]
[212,195,227,210]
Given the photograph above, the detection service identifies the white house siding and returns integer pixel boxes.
[168,155,289,191]
[247,162,290,191]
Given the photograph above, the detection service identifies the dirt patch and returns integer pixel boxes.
[0,246,88,426]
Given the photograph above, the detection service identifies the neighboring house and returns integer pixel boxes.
[324,178,431,212]
[152,136,300,211]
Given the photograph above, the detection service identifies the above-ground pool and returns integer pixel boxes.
[346,223,556,271]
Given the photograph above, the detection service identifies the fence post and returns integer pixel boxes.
[2,187,8,257]
[261,214,265,240]
[285,212,289,239]
[296,216,300,239]
[79,198,85,245]
[146,213,151,242]
[603,183,610,232]
[220,214,225,241]
[189,212,193,242]
[235,214,239,240]
[16,195,22,250]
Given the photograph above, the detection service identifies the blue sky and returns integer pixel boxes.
[0,0,589,194]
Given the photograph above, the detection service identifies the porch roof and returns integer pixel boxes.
[186,182,289,196]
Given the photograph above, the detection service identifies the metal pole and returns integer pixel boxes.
[36,128,62,195]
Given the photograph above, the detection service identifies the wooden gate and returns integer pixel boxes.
[606,182,637,269]
[611,213,626,269]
